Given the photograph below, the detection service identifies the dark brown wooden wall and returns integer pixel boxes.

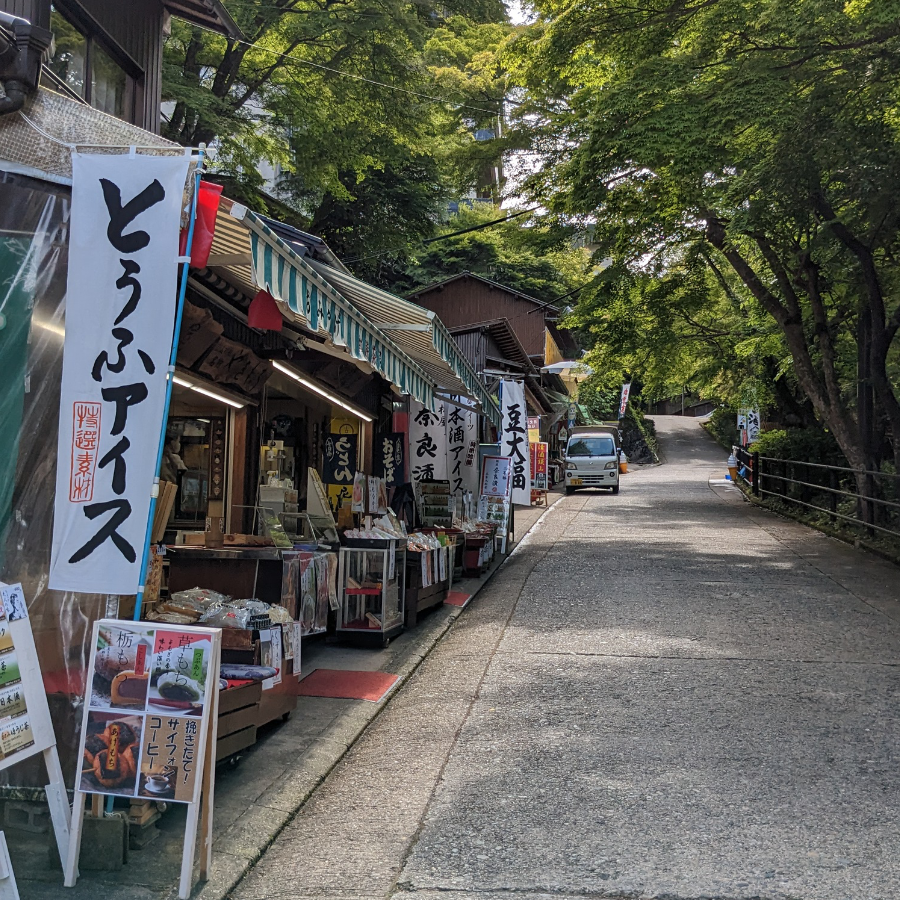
[2,0,164,133]
[448,328,486,375]
[81,0,165,133]
[413,277,546,357]
[0,0,47,25]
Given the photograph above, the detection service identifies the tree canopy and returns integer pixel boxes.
[507,0,900,474]
[395,204,588,303]
[162,1,516,274]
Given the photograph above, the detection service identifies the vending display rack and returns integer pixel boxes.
[415,479,452,527]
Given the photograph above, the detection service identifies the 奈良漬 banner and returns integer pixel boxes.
[49,153,192,594]
[408,399,447,481]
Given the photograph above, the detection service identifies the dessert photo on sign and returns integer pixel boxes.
[91,626,152,711]
[80,711,142,796]
[147,632,212,716]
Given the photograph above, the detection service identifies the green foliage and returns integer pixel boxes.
[576,373,622,422]
[163,1,513,269]
[507,0,900,471]
[751,429,846,468]
[703,407,740,451]
[395,204,589,302]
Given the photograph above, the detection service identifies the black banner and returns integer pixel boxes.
[373,432,405,486]
[322,433,357,486]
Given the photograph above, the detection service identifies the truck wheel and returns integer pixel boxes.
[565,487,575,496]
[611,484,620,495]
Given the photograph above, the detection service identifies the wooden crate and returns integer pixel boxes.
[404,581,448,627]
[216,681,261,762]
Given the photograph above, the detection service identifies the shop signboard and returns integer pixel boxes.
[618,382,631,419]
[49,153,192,595]
[477,456,512,554]
[527,417,541,444]
[480,455,512,497]
[323,433,358,486]
[409,400,447,481]
[65,621,222,899]
[0,582,70,869]
[531,442,549,491]
[324,432,358,514]
[500,379,530,506]
[373,433,405,486]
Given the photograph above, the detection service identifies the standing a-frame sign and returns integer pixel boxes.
[64,621,222,899]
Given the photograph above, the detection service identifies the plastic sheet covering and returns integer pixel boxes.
[0,171,109,789]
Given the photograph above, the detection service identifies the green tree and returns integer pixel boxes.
[508,0,900,476]
[163,1,511,270]
[566,249,818,426]
[394,204,588,304]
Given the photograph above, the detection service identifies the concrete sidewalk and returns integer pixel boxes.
[10,492,562,900]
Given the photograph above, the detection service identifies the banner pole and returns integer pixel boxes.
[132,145,206,622]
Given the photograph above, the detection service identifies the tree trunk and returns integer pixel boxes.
[703,217,869,487]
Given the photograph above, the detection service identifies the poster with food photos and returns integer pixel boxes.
[76,619,221,804]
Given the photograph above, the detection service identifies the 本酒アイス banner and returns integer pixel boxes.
[49,153,192,594]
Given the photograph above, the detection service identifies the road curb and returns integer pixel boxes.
[180,495,563,900]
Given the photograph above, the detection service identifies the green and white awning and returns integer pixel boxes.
[229,205,435,410]
[305,261,502,426]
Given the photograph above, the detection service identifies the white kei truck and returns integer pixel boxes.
[563,425,621,495]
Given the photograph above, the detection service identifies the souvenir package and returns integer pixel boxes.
[299,558,317,634]
[314,556,330,625]
[351,471,366,512]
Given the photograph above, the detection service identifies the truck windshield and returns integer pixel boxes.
[567,437,616,457]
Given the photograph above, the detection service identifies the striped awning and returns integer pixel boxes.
[228,204,435,410]
[305,262,502,427]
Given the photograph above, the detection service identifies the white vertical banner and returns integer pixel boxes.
[618,382,631,419]
[408,400,447,481]
[49,153,192,594]
[500,379,530,505]
[445,399,480,496]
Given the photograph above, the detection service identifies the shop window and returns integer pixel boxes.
[48,3,139,123]
[162,416,226,528]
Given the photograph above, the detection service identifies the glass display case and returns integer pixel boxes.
[337,541,406,645]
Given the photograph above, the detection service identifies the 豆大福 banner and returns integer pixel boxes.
[500,379,530,505]
[49,153,192,594]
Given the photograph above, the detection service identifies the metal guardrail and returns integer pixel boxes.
[732,446,900,542]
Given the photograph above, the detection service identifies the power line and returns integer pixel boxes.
[189,20,509,117]
[340,207,537,265]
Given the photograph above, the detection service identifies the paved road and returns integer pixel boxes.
[232,416,900,900]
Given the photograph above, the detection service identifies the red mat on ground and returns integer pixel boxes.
[445,591,471,608]
[296,668,399,702]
